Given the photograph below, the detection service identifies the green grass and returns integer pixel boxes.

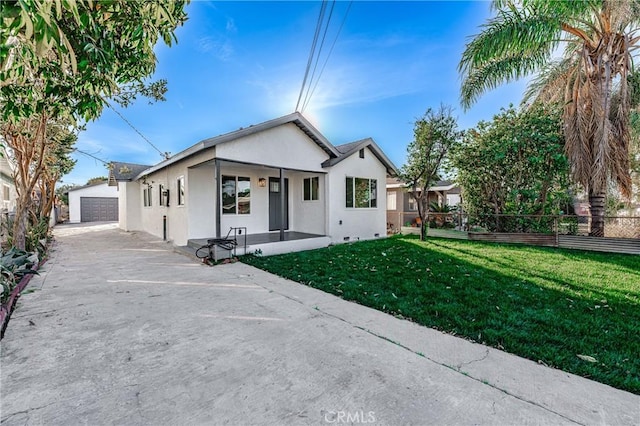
[242,235,640,394]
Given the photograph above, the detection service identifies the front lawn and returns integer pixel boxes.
[243,235,640,394]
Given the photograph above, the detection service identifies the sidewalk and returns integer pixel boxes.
[1,223,638,425]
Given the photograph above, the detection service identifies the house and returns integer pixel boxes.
[109,113,398,255]
[0,147,18,244]
[68,181,119,223]
[386,178,461,230]
[0,149,17,215]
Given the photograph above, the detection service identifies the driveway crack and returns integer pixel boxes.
[241,268,586,426]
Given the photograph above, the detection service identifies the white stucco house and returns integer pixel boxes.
[0,150,17,215]
[109,113,398,255]
[68,181,119,223]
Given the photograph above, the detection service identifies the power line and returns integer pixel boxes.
[295,0,328,112]
[74,148,109,165]
[302,0,353,113]
[300,0,336,112]
[106,103,170,160]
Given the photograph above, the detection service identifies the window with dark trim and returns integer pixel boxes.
[303,177,319,201]
[159,184,165,206]
[359,148,365,158]
[222,175,250,215]
[346,177,377,208]
[177,176,185,206]
[143,185,152,207]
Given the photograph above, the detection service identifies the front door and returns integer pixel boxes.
[269,177,289,231]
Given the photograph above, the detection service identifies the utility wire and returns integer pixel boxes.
[300,0,336,112]
[302,0,353,113]
[106,103,170,160]
[74,148,109,166]
[295,0,328,112]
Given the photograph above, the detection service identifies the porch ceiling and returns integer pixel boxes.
[189,158,328,174]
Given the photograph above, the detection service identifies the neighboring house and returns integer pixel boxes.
[109,113,398,255]
[0,147,18,215]
[68,181,119,223]
[386,178,461,230]
[0,147,18,244]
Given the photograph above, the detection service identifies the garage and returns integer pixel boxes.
[80,197,118,222]
[67,181,119,223]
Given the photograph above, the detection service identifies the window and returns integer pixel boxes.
[346,177,377,208]
[387,191,396,210]
[408,197,417,211]
[359,148,365,158]
[177,176,185,206]
[2,185,9,201]
[303,177,319,201]
[159,184,165,206]
[222,175,250,215]
[143,185,152,207]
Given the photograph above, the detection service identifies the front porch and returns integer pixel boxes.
[186,231,331,258]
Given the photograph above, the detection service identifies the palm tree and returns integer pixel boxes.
[459,0,638,236]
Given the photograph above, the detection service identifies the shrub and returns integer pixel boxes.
[0,248,38,305]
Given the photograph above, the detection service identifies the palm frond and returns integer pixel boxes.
[460,5,563,108]
[461,52,549,109]
[523,57,577,105]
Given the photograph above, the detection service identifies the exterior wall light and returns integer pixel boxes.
[258,178,267,187]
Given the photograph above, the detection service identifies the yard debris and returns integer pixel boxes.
[577,354,598,363]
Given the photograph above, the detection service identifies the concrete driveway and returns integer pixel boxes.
[1,223,638,425]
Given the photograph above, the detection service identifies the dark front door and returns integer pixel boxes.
[269,177,289,231]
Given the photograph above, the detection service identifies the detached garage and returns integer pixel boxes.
[68,182,119,223]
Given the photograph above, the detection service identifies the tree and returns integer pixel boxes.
[451,104,571,233]
[0,1,188,249]
[400,105,463,240]
[86,177,108,186]
[2,116,76,251]
[459,0,638,236]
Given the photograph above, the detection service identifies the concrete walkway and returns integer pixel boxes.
[1,223,638,425]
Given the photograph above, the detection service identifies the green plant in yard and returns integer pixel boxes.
[400,105,463,240]
[0,247,38,305]
[451,104,571,233]
[243,236,640,394]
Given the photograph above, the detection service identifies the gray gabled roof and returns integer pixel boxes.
[323,138,398,177]
[109,162,152,186]
[67,180,109,192]
[134,112,341,180]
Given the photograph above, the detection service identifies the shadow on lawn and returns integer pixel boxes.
[243,236,640,394]
[419,237,639,305]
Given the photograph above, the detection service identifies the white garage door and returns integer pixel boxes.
[80,197,118,222]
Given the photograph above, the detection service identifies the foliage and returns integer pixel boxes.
[1,116,76,249]
[459,0,639,236]
[243,235,640,394]
[55,183,77,206]
[86,176,107,186]
[0,247,38,305]
[0,1,189,122]
[400,105,463,240]
[451,104,571,232]
[0,1,189,249]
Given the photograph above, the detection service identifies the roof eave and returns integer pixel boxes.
[133,112,340,180]
[323,138,398,177]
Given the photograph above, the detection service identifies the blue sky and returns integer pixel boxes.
[64,1,528,186]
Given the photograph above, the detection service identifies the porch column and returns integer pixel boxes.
[215,159,221,238]
[279,168,285,241]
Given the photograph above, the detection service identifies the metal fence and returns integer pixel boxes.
[388,212,640,240]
